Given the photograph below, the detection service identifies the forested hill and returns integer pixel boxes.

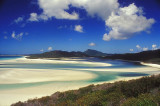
[28,50,88,59]
[27,49,160,64]
[104,49,160,63]
[12,74,160,106]
[27,49,108,59]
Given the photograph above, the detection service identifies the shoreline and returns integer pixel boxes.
[140,62,160,69]
[25,56,160,69]
[0,68,97,84]
[0,57,160,106]
[0,56,112,67]
[0,75,148,106]
[8,74,156,106]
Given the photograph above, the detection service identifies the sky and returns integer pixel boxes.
[0,0,160,54]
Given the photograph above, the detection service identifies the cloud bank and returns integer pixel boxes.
[103,3,155,41]
[29,0,118,21]
[28,0,155,41]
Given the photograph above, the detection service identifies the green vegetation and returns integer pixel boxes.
[27,49,109,59]
[146,58,160,64]
[28,49,160,65]
[12,75,160,106]
[84,49,109,57]
[104,49,160,64]
[28,50,88,59]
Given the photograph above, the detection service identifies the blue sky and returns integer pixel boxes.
[0,0,160,54]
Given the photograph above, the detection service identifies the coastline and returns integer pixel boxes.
[0,74,148,106]
[140,62,160,68]
[0,56,112,67]
[0,57,160,106]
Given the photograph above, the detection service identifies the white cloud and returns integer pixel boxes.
[103,33,112,41]
[28,12,49,22]
[152,44,157,50]
[74,25,83,33]
[48,47,52,51]
[37,0,79,20]
[11,31,24,40]
[103,3,155,41]
[130,49,134,52]
[143,47,148,51]
[136,45,141,49]
[32,0,118,21]
[14,17,23,23]
[11,32,16,38]
[89,42,96,46]
[71,0,119,20]
[28,13,39,21]
[28,0,154,41]
[38,14,49,21]
[40,49,44,52]
[152,44,157,48]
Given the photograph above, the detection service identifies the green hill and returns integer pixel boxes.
[27,49,110,59]
[84,49,109,57]
[28,50,88,59]
[104,49,160,64]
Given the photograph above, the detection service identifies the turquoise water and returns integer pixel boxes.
[0,56,22,60]
[0,56,150,90]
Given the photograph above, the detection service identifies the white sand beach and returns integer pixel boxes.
[0,57,160,106]
[0,56,112,67]
[0,68,97,84]
[0,82,90,106]
[141,62,160,68]
[66,67,160,74]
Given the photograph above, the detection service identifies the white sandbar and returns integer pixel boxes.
[0,56,112,67]
[70,67,160,73]
[141,62,160,68]
[0,68,96,84]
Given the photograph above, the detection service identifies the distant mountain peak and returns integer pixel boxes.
[84,49,108,57]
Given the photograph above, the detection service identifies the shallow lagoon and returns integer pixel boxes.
[0,56,159,105]
[0,56,152,89]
